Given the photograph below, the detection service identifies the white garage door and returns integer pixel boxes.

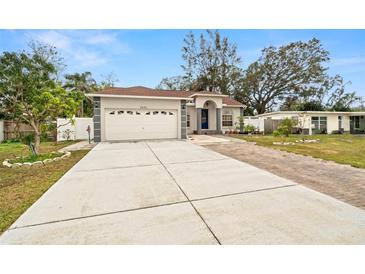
[105,109,178,141]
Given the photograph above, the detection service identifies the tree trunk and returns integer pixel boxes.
[34,131,41,155]
[28,119,41,155]
[256,103,266,114]
[80,100,84,117]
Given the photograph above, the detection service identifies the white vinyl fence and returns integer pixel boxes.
[57,118,94,141]
[0,120,4,142]
[243,117,264,132]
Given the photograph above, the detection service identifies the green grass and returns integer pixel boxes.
[0,141,89,234]
[9,152,64,164]
[231,134,365,169]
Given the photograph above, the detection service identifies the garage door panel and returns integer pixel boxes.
[105,109,178,141]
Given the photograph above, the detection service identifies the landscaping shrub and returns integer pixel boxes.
[20,133,36,156]
[244,124,255,133]
[275,118,297,137]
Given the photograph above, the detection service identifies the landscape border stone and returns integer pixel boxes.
[2,151,72,168]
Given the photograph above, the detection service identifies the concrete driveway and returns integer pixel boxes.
[1,140,365,244]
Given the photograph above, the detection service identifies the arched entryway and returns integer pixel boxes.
[196,100,222,134]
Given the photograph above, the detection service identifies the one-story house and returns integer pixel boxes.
[87,86,244,142]
[255,111,365,135]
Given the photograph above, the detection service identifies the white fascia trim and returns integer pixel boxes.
[189,93,227,98]
[256,111,365,117]
[86,93,191,101]
[222,104,244,108]
[187,103,243,107]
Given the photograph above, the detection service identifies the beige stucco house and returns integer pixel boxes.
[256,111,365,135]
[88,86,244,142]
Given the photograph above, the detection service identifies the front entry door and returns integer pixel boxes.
[201,109,209,129]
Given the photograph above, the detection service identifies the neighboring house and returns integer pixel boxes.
[256,111,365,135]
[87,86,244,142]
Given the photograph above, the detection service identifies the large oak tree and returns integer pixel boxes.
[240,38,330,114]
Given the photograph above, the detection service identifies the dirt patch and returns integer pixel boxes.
[204,141,365,210]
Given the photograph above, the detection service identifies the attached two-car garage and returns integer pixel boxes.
[89,86,187,142]
[105,108,178,141]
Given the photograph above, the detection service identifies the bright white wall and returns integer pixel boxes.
[57,118,93,141]
[244,117,264,131]
[259,113,351,134]
[320,114,349,133]
[0,120,4,142]
[222,107,241,131]
[327,115,339,133]
[100,97,181,141]
[195,96,223,108]
[342,115,350,131]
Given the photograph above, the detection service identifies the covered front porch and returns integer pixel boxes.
[187,98,223,135]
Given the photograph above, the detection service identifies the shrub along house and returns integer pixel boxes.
[256,111,365,135]
[87,86,244,142]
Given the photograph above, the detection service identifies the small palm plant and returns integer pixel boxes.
[21,134,37,156]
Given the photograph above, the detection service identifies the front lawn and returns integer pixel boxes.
[0,141,89,234]
[231,134,365,169]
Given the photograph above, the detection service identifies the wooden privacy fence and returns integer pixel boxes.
[3,120,34,140]
[264,118,284,134]
[1,120,56,141]
[263,118,302,135]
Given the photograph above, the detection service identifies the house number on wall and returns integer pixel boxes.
[140,106,147,109]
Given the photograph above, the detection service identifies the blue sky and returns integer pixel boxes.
[1,29,365,97]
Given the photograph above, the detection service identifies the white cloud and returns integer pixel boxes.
[24,30,131,68]
[72,49,107,67]
[331,57,365,67]
[33,30,71,50]
[85,33,115,45]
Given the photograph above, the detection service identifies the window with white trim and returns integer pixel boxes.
[338,116,343,129]
[222,114,233,127]
[187,114,190,127]
[354,116,360,128]
[311,116,327,133]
